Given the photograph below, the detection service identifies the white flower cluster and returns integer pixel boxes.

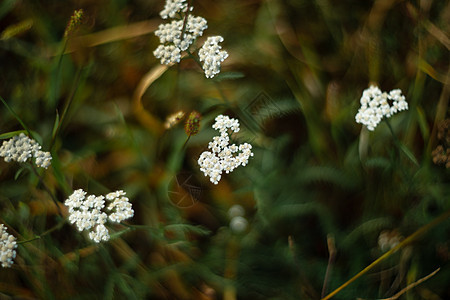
[199,36,229,78]
[64,189,134,243]
[154,3,208,65]
[154,0,228,78]
[0,133,52,168]
[355,86,408,131]
[0,224,17,268]
[159,0,191,19]
[155,15,208,53]
[198,115,253,184]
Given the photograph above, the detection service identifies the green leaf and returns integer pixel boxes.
[115,274,134,297]
[103,273,116,300]
[164,224,211,236]
[399,142,420,167]
[14,167,26,180]
[212,71,245,82]
[0,96,31,135]
[364,157,391,169]
[342,217,393,249]
[52,110,60,138]
[0,130,26,139]
[0,0,16,21]
[416,106,429,142]
[109,228,132,241]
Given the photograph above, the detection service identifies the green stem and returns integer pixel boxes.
[385,118,397,141]
[49,39,68,108]
[321,208,450,300]
[17,219,67,245]
[120,222,160,231]
[181,135,191,150]
[30,164,62,217]
[179,0,192,41]
[385,118,420,167]
[50,66,83,151]
[186,50,231,105]
[0,96,33,139]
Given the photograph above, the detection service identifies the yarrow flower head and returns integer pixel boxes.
[355,85,408,131]
[198,36,228,78]
[0,224,17,268]
[154,0,228,78]
[159,0,191,19]
[154,6,208,65]
[64,189,134,243]
[198,115,253,184]
[154,15,208,53]
[0,133,52,168]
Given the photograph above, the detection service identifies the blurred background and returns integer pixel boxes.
[0,0,449,299]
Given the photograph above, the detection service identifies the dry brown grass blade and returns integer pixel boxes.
[65,19,160,54]
[424,20,450,51]
[380,268,440,300]
[61,244,98,261]
[418,59,450,83]
[132,64,168,135]
[427,66,450,153]
[132,51,186,135]
[0,283,35,298]
[111,237,148,274]
[367,0,402,31]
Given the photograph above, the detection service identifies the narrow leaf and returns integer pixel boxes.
[14,167,26,180]
[51,110,60,138]
[0,0,16,21]
[164,224,211,236]
[0,96,31,135]
[212,71,245,82]
[0,130,26,140]
[399,143,420,167]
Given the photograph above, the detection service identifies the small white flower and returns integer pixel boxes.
[159,0,191,19]
[0,133,52,168]
[154,15,208,64]
[153,44,181,65]
[198,36,228,78]
[0,224,17,268]
[89,224,110,243]
[64,189,133,243]
[355,86,408,131]
[198,115,253,184]
[106,190,134,223]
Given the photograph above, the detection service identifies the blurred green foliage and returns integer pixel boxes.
[0,0,449,299]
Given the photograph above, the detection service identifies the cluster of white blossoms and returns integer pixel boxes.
[64,189,134,243]
[0,224,17,268]
[198,115,253,184]
[159,0,191,19]
[199,36,229,78]
[0,133,52,168]
[355,85,408,131]
[154,0,228,78]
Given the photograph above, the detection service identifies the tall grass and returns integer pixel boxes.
[0,0,448,299]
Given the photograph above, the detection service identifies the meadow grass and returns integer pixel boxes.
[0,0,449,299]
